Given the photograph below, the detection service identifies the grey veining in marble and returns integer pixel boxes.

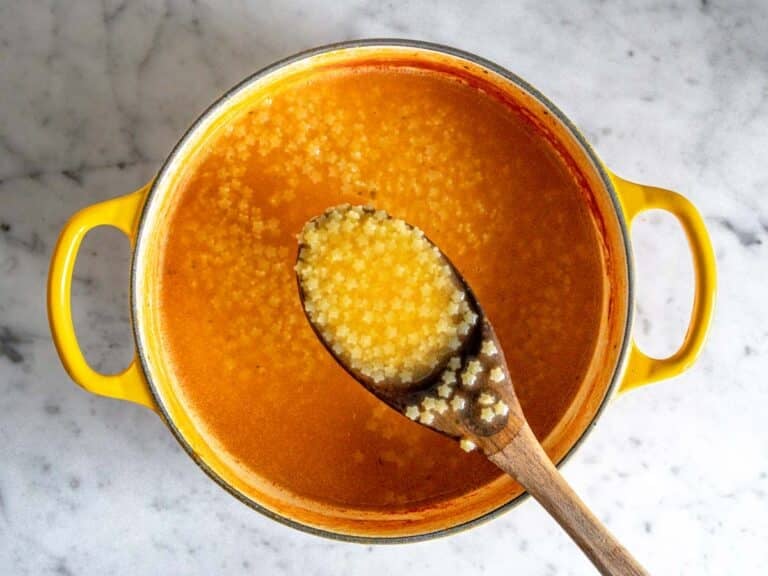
[1,1,767,574]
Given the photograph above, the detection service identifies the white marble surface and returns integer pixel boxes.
[1,0,766,574]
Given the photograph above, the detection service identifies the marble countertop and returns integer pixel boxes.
[1,1,766,574]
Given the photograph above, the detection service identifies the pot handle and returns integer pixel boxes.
[610,173,716,393]
[47,185,157,411]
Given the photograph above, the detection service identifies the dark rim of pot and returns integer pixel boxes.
[131,38,635,544]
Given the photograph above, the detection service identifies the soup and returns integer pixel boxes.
[158,64,604,509]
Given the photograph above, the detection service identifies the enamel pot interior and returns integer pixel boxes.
[131,40,633,542]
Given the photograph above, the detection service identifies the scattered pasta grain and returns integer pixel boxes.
[405,405,420,420]
[450,395,466,411]
[461,360,483,388]
[481,340,498,357]
[489,367,505,383]
[480,407,496,423]
[460,438,477,452]
[493,400,509,416]
[478,392,496,406]
[437,382,454,398]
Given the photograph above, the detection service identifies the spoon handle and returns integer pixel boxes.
[489,425,648,576]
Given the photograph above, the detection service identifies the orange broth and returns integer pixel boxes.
[158,65,604,509]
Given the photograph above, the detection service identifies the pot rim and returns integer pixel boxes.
[131,38,635,544]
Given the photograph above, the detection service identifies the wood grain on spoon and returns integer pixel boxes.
[295,205,648,575]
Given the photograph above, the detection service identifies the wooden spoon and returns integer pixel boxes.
[295,206,648,575]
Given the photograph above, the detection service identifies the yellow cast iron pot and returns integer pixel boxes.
[47,40,716,542]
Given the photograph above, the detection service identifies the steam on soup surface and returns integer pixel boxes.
[158,65,603,508]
